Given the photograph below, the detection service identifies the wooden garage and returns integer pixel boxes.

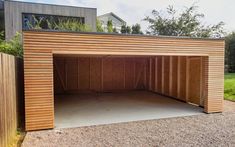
[23,30,224,131]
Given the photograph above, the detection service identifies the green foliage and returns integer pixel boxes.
[113,27,118,33]
[126,26,131,34]
[224,73,235,101]
[53,19,92,32]
[27,15,92,32]
[0,32,23,58]
[0,31,4,41]
[96,19,104,32]
[121,25,126,33]
[131,23,143,34]
[107,20,113,33]
[121,25,131,34]
[225,32,235,72]
[28,15,43,29]
[144,5,225,38]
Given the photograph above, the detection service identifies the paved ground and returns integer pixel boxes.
[22,111,235,147]
[55,91,203,128]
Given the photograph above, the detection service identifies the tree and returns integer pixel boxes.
[113,27,118,33]
[107,20,113,33]
[144,5,225,38]
[121,25,126,33]
[225,32,235,72]
[131,23,143,34]
[96,19,104,32]
[126,26,131,34]
[121,25,131,34]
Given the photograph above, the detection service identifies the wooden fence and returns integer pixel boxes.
[0,53,24,147]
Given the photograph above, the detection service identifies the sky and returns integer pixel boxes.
[16,0,235,33]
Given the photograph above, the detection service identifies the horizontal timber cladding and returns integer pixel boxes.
[23,31,225,131]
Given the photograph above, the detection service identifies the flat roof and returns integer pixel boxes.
[23,29,225,41]
[5,0,96,10]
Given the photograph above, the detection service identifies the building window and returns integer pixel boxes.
[22,13,85,30]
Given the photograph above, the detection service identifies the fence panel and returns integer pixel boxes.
[0,53,24,147]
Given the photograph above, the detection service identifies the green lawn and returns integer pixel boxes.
[224,73,235,101]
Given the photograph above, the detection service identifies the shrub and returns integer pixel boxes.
[0,32,23,58]
[53,19,92,32]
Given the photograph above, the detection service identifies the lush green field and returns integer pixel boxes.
[224,73,235,101]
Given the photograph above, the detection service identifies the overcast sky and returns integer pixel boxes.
[17,0,235,33]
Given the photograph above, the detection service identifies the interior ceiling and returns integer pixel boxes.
[53,54,154,58]
[53,54,202,58]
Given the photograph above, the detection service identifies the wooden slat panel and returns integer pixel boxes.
[200,57,207,107]
[178,56,187,101]
[112,58,125,90]
[156,57,162,93]
[124,58,135,90]
[149,58,155,91]
[53,57,148,93]
[66,57,78,90]
[205,56,224,113]
[90,58,102,91]
[188,58,201,105]
[171,56,178,97]
[78,57,90,90]
[102,57,113,91]
[0,53,22,147]
[135,58,147,89]
[163,56,170,95]
[53,57,65,93]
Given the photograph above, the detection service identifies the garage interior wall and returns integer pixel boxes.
[53,56,207,107]
[23,31,224,131]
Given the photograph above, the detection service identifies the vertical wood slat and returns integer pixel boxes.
[188,57,202,105]
[154,57,158,92]
[177,57,181,98]
[169,56,173,96]
[152,56,205,105]
[186,57,190,102]
[0,53,22,147]
[54,57,149,93]
[161,56,164,94]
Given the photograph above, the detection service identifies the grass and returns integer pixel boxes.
[224,73,235,101]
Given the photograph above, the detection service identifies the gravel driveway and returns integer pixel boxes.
[22,112,235,147]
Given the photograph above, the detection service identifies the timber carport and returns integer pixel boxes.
[23,30,224,131]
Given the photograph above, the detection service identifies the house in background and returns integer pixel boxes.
[0,0,97,40]
[98,12,126,33]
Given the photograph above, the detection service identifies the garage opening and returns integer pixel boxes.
[53,55,205,128]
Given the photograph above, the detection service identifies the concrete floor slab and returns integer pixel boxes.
[55,91,203,128]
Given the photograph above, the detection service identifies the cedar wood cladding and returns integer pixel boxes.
[23,31,225,131]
